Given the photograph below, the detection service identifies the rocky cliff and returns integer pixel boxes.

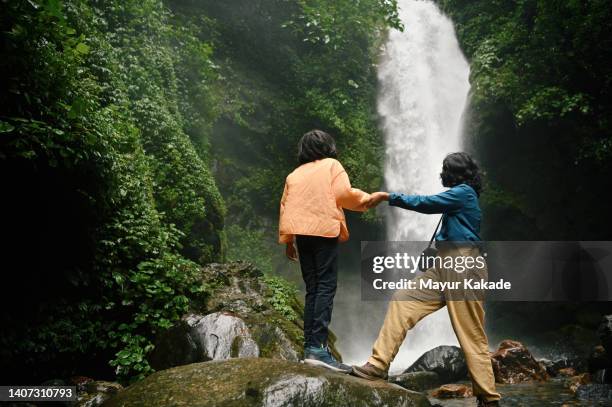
[148,261,340,371]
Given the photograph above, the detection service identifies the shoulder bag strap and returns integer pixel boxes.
[427,215,444,248]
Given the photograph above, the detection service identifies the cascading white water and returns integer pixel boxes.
[378,0,471,370]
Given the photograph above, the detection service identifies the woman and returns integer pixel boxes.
[352,152,501,407]
[279,129,371,373]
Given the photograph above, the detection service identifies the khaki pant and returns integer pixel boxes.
[368,246,501,402]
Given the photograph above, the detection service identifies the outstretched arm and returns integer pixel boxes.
[388,188,464,214]
[332,168,371,212]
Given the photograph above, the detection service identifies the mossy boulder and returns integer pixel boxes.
[76,381,124,407]
[103,358,431,407]
[149,262,341,370]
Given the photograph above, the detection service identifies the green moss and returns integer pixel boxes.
[105,358,431,407]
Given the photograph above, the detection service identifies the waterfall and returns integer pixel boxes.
[378,0,471,370]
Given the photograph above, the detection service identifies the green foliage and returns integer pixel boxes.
[284,0,403,46]
[0,0,400,384]
[440,0,612,153]
[98,0,226,264]
[179,0,398,252]
[1,0,222,383]
[226,224,275,274]
[515,87,590,124]
[263,276,300,322]
[437,0,612,239]
[105,253,205,382]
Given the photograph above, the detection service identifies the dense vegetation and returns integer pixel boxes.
[186,0,401,271]
[0,0,398,384]
[437,0,612,240]
[1,0,226,383]
[436,0,612,357]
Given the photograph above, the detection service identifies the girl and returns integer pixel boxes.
[279,129,371,373]
[352,152,501,407]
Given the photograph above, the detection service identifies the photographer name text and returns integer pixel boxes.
[372,278,511,291]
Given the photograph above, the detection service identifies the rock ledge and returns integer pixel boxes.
[103,358,431,407]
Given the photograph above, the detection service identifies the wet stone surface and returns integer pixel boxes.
[429,378,612,407]
[103,358,432,407]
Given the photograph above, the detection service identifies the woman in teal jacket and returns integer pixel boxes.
[352,152,501,407]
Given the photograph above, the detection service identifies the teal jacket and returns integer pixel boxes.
[388,184,481,242]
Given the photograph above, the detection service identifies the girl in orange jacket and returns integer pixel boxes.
[279,129,371,373]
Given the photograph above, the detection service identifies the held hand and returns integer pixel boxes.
[286,243,298,262]
[364,195,378,209]
[365,192,390,209]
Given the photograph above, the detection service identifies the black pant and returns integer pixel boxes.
[296,235,339,349]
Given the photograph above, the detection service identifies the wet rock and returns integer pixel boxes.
[491,340,549,383]
[103,358,432,407]
[565,373,591,394]
[191,312,260,359]
[149,311,259,370]
[76,380,123,407]
[200,262,335,360]
[539,356,583,377]
[598,315,612,354]
[149,262,335,370]
[538,358,585,377]
[404,345,468,383]
[70,376,95,392]
[40,378,66,386]
[558,367,577,377]
[202,262,268,314]
[148,316,201,369]
[575,383,612,400]
[588,344,610,373]
[390,371,440,392]
[430,384,472,399]
[539,358,554,375]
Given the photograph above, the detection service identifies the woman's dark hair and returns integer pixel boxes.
[297,129,337,165]
[440,152,483,196]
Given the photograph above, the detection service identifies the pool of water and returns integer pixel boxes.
[428,379,612,407]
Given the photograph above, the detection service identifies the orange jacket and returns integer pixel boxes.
[279,158,371,243]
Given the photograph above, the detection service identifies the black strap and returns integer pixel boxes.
[427,216,443,248]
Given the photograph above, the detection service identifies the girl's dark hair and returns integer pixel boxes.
[297,129,337,165]
[440,152,483,196]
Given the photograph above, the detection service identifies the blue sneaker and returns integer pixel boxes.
[304,346,351,373]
